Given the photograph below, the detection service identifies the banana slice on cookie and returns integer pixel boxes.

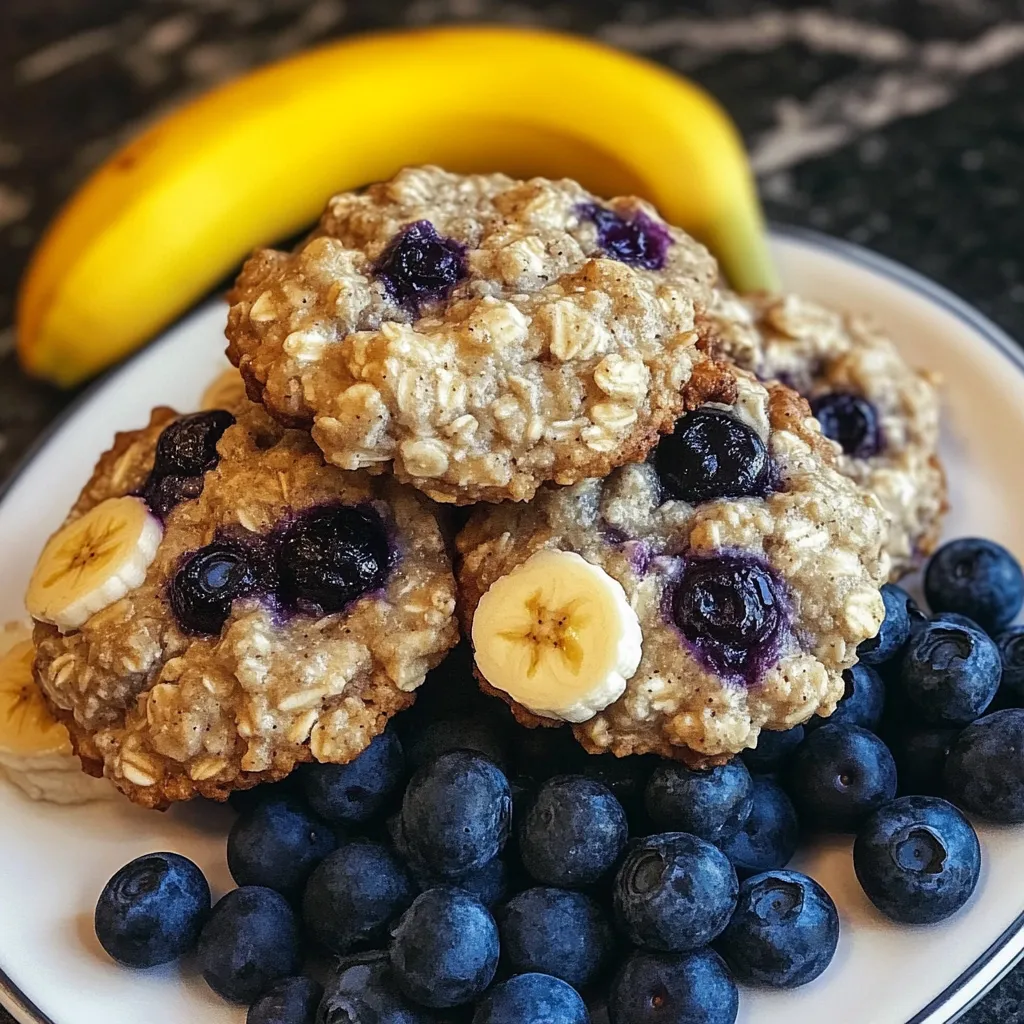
[472,549,643,724]
[26,496,162,631]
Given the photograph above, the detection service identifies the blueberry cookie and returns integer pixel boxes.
[226,166,718,504]
[706,290,946,577]
[457,362,890,763]
[28,402,458,808]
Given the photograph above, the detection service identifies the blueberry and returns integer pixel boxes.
[608,949,739,1024]
[718,869,838,988]
[247,977,323,1024]
[578,754,656,819]
[197,886,301,1004]
[810,393,882,458]
[900,618,1001,726]
[854,795,980,924]
[229,777,300,815]
[579,203,673,270]
[719,775,800,880]
[153,410,235,477]
[94,852,210,968]
[401,750,511,880]
[302,838,415,954]
[376,220,466,311]
[390,887,499,1008]
[276,504,391,613]
[925,537,1024,633]
[996,625,1024,706]
[643,760,753,843]
[891,727,959,797]
[785,724,897,832]
[741,726,804,774]
[300,729,405,825]
[945,709,1024,822]
[141,472,205,519]
[857,583,913,665]
[404,713,511,773]
[171,539,271,635]
[810,664,885,733]
[654,408,772,504]
[318,955,435,1024]
[612,832,738,952]
[671,554,786,682]
[415,855,511,910]
[473,973,590,1024]
[497,887,614,990]
[518,775,628,887]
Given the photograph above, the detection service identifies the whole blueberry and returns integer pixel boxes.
[654,408,772,504]
[925,537,1024,633]
[612,832,738,952]
[401,750,511,880]
[197,886,301,1004]
[473,973,590,1024]
[719,775,800,880]
[498,887,614,989]
[945,709,1024,822]
[276,504,391,613]
[228,796,336,897]
[608,949,739,1024]
[376,219,466,311]
[578,754,656,817]
[302,839,415,954]
[390,887,499,1008]
[858,583,913,666]
[94,852,210,968]
[809,664,885,733]
[171,539,269,636]
[404,713,511,773]
[579,203,673,269]
[891,727,959,797]
[152,410,235,478]
[785,724,897,832]
[741,726,804,774]
[414,855,510,910]
[810,393,882,458]
[317,955,434,1024]
[247,976,323,1024]
[301,729,405,825]
[643,760,753,843]
[229,777,300,815]
[854,796,980,924]
[518,775,628,887]
[996,625,1024,706]
[900,618,1001,726]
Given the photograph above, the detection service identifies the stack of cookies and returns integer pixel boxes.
[24,166,944,807]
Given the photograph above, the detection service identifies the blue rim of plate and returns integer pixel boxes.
[1,225,1023,1024]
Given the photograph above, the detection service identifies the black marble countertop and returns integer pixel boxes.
[2,2,1024,1022]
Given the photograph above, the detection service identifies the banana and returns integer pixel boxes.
[18,26,774,387]
[471,549,642,723]
[26,496,163,632]
[200,367,247,411]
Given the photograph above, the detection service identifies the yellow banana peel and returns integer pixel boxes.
[17,26,775,387]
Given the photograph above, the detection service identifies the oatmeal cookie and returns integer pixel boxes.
[706,290,946,577]
[457,362,890,763]
[30,401,458,808]
[226,166,718,504]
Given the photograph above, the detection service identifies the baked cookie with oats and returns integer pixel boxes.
[226,166,718,504]
[706,290,946,578]
[28,400,458,808]
[457,362,890,764]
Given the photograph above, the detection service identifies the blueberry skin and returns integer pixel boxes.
[497,887,614,990]
[375,219,467,311]
[643,761,753,843]
[579,202,673,270]
[854,796,981,924]
[925,537,1024,633]
[518,775,628,888]
[719,775,800,880]
[247,976,323,1024]
[302,838,415,953]
[996,626,1024,706]
[900,618,1001,726]
[401,750,512,880]
[197,886,301,1004]
[612,832,738,952]
[229,777,301,815]
[858,583,913,666]
[578,754,656,818]
[892,727,959,797]
[809,664,885,733]
[94,852,210,968]
[404,714,511,773]
[945,709,1024,822]
[227,796,337,897]
[810,392,882,458]
[301,729,405,825]
[472,973,590,1024]
[414,855,510,910]
[785,724,897,832]
[717,870,839,989]
[608,949,739,1024]
[741,726,804,774]
[317,956,435,1024]
[153,410,235,477]
[389,887,499,1008]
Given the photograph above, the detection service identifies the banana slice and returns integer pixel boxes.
[26,496,162,632]
[471,549,643,723]
[201,367,247,411]
[0,639,71,762]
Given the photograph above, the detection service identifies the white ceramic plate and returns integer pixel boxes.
[2,229,1024,1024]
